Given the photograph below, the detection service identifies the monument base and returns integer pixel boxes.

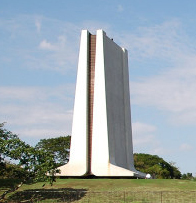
[56,163,146,178]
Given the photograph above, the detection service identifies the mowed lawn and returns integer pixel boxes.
[19,178,196,191]
[1,179,196,202]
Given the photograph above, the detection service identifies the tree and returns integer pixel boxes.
[182,173,194,180]
[0,161,28,179]
[134,153,181,179]
[35,136,71,166]
[0,123,59,200]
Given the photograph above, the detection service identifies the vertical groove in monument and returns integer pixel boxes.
[87,34,96,174]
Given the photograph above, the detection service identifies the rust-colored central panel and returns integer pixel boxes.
[87,34,96,174]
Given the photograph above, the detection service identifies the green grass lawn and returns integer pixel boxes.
[1,178,196,202]
[23,178,196,191]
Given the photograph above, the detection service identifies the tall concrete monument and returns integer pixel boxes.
[58,30,144,178]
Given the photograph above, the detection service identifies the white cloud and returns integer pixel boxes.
[19,128,70,139]
[180,143,193,151]
[132,122,156,134]
[0,15,81,73]
[132,122,173,157]
[117,5,124,12]
[0,14,113,74]
[39,39,56,50]
[132,122,159,153]
[0,85,75,140]
[131,71,196,111]
[80,20,111,34]
[118,19,185,61]
[114,19,196,126]
[35,17,42,33]
[132,122,173,156]
[151,147,172,156]
[130,66,196,125]
[39,35,68,51]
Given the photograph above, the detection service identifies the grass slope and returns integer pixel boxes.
[13,178,196,191]
[1,179,196,202]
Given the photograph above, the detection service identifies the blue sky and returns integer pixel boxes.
[1,0,196,175]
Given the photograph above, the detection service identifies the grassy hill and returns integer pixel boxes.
[1,178,196,202]
[19,178,196,191]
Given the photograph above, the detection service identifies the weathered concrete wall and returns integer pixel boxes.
[105,32,134,171]
[91,30,136,176]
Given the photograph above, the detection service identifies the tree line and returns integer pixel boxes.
[134,153,181,179]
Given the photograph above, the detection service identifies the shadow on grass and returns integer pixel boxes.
[8,188,87,202]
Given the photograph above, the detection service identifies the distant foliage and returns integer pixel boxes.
[181,173,194,180]
[35,136,71,166]
[0,161,28,179]
[134,153,181,179]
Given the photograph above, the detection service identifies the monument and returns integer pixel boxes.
[57,30,145,178]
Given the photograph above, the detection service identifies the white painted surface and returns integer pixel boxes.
[91,30,110,174]
[57,30,89,176]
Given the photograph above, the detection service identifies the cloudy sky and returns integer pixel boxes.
[1,0,196,175]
